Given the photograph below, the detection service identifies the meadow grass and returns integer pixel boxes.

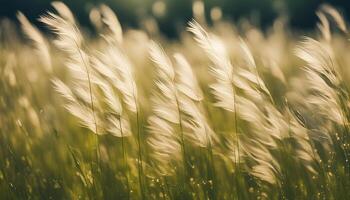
[1,2,350,199]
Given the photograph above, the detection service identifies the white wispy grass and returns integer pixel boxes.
[98,81,122,116]
[294,35,350,176]
[188,20,248,171]
[92,45,138,113]
[89,7,103,32]
[239,38,256,69]
[149,41,175,81]
[237,97,279,148]
[40,3,100,135]
[90,21,144,197]
[174,53,203,102]
[179,98,214,147]
[296,38,344,125]
[243,142,280,184]
[40,3,85,75]
[147,115,181,176]
[237,39,292,183]
[188,20,236,112]
[51,1,76,24]
[149,42,215,150]
[52,78,100,134]
[147,41,185,176]
[317,11,331,42]
[51,78,76,103]
[148,41,179,124]
[39,12,83,56]
[240,40,269,89]
[295,38,339,85]
[17,12,52,72]
[174,53,215,147]
[96,80,132,137]
[99,4,123,44]
[287,110,318,174]
[320,4,347,33]
[189,20,286,184]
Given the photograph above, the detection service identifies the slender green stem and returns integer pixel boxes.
[73,35,101,197]
[174,91,188,196]
[232,84,240,199]
[163,176,173,200]
[135,102,146,200]
[67,145,93,199]
[119,118,130,200]
[204,126,216,199]
[73,32,98,137]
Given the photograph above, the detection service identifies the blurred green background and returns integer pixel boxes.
[0,0,349,37]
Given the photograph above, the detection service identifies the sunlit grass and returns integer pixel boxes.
[1,2,350,200]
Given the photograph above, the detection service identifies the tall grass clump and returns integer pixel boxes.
[1,1,350,199]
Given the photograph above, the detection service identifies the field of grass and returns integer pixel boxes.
[1,2,350,199]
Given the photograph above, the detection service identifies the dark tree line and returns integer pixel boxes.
[0,0,349,37]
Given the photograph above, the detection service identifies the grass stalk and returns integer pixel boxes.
[135,101,146,200]
[174,91,188,197]
[119,118,130,200]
